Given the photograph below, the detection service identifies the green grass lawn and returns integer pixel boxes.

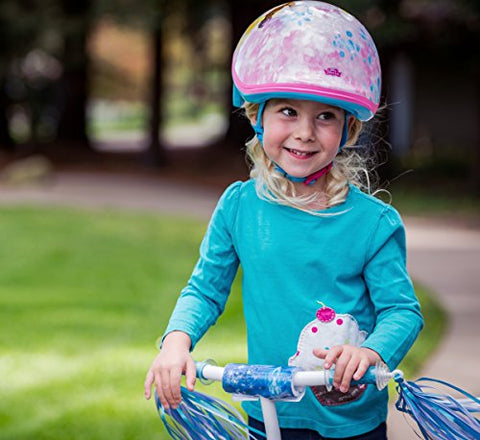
[0,206,445,439]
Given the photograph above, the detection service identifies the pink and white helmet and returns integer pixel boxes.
[232,1,381,121]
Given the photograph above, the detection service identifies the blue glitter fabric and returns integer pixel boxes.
[222,364,304,401]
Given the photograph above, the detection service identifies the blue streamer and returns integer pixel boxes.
[155,387,265,439]
[394,375,480,440]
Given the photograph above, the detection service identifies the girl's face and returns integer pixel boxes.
[259,99,346,181]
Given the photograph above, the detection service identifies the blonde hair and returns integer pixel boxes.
[243,102,377,215]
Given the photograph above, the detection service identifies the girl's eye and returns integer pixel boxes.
[318,112,338,121]
[281,107,297,117]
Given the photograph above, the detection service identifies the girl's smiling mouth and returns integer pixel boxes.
[284,147,318,158]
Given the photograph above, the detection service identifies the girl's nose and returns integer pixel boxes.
[293,117,316,142]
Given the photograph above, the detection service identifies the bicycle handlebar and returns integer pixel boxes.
[195,361,397,402]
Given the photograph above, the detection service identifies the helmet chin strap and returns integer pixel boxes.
[274,162,333,186]
[253,102,266,144]
[252,103,350,186]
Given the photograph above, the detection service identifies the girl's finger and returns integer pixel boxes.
[353,357,370,381]
[144,369,155,400]
[155,375,170,410]
[324,346,343,369]
[159,369,174,409]
[339,357,358,392]
[185,357,197,391]
[333,350,352,388]
[169,367,183,408]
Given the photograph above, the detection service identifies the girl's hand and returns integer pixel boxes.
[144,331,196,410]
[313,345,381,393]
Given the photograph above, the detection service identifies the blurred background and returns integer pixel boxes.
[0,0,479,201]
[0,1,479,439]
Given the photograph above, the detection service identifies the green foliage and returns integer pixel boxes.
[0,0,57,64]
[388,172,480,217]
[0,206,443,439]
[388,282,448,399]
[397,283,447,377]
[391,185,480,217]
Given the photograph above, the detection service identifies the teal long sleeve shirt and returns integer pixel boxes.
[164,179,423,438]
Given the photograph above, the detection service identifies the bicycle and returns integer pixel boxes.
[154,360,480,440]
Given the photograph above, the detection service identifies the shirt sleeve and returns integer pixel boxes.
[360,206,424,370]
[162,182,241,349]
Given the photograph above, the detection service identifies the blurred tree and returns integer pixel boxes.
[55,0,92,149]
[0,0,54,152]
[177,0,229,118]
[147,23,165,165]
[94,0,171,165]
[0,3,17,151]
[0,0,92,153]
[1,0,173,162]
[1,0,478,186]
[332,0,480,191]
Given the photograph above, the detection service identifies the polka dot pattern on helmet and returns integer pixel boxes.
[232,1,381,121]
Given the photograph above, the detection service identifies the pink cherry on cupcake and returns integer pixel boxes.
[316,302,336,323]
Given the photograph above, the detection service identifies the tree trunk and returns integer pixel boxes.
[471,67,480,196]
[55,0,91,149]
[143,26,167,166]
[0,74,14,152]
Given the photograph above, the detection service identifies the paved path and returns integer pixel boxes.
[1,170,479,439]
[387,218,480,439]
[0,171,222,219]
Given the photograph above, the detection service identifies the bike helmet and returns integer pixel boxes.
[232,1,381,122]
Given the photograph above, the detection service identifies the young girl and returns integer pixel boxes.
[145,2,423,439]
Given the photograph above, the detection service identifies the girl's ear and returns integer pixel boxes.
[345,114,357,140]
[347,114,355,130]
[243,102,261,126]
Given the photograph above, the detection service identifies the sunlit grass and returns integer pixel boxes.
[0,206,444,439]
[0,206,235,439]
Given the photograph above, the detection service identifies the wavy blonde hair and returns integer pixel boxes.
[243,102,377,214]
